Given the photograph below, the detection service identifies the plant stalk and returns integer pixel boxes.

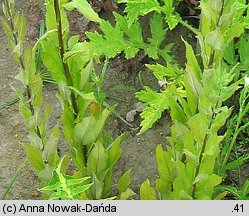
[53,0,88,166]
[53,0,78,115]
[192,98,220,199]
[208,0,225,68]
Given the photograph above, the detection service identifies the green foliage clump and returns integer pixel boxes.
[40,156,93,200]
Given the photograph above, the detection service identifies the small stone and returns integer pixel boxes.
[134,102,146,112]
[126,110,137,123]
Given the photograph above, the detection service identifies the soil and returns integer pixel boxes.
[0,0,194,199]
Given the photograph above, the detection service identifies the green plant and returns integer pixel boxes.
[86,0,200,133]
[140,42,239,199]
[218,33,249,183]
[218,76,249,177]
[1,0,134,200]
[0,17,53,110]
[133,0,247,199]
[3,0,249,201]
[36,0,134,199]
[1,0,62,192]
[218,179,249,200]
[214,74,249,200]
[87,11,173,61]
[40,156,93,200]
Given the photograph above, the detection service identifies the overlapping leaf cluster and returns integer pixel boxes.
[119,0,179,29]
[140,39,239,199]
[137,0,249,199]
[87,12,172,60]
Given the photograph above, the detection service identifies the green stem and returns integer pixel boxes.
[192,97,220,199]
[99,58,109,90]
[208,0,224,68]
[35,20,45,71]
[53,0,88,166]
[178,19,199,35]
[53,0,78,115]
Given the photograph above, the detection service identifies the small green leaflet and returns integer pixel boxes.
[113,12,144,49]
[146,13,167,59]
[86,20,127,58]
[205,29,223,51]
[117,169,135,200]
[161,1,179,30]
[125,0,160,27]
[140,179,157,200]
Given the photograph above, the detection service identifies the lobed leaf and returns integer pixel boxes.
[136,87,169,134]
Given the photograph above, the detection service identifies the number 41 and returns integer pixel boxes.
[233,204,243,213]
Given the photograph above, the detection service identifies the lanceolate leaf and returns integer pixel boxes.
[106,133,128,169]
[196,174,222,199]
[89,141,108,176]
[117,169,132,194]
[1,18,14,40]
[71,183,94,196]
[23,144,45,173]
[117,169,135,200]
[156,145,173,197]
[205,29,223,51]
[41,40,67,83]
[119,188,136,200]
[43,125,60,165]
[92,173,104,199]
[225,154,249,171]
[166,89,187,124]
[17,13,26,41]
[73,108,110,146]
[183,39,202,81]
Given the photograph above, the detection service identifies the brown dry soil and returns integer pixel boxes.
[0,1,195,199]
